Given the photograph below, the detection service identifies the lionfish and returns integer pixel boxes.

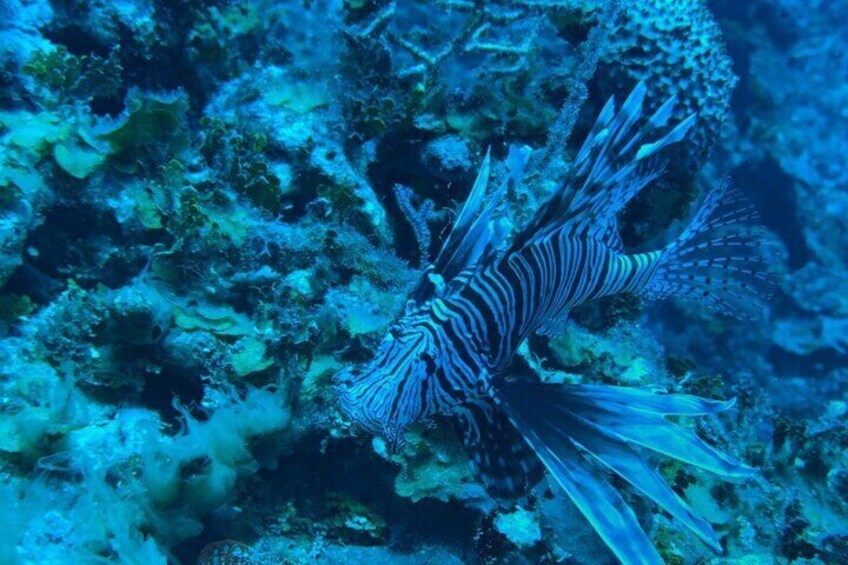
[335,83,773,564]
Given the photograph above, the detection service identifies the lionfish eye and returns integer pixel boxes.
[339,366,362,387]
[418,351,436,373]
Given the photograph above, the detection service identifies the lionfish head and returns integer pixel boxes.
[334,325,437,449]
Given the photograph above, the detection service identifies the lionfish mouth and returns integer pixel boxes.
[378,422,408,453]
[333,367,412,453]
[333,366,384,431]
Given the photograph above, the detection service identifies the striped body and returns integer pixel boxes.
[336,232,662,442]
[447,235,661,372]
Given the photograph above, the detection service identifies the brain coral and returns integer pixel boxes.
[596,0,737,167]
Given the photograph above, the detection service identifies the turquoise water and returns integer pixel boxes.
[0,1,845,563]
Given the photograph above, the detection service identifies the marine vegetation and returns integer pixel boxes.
[0,0,846,564]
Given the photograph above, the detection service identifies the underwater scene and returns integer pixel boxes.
[0,0,846,564]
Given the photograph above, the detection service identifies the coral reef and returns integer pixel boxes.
[0,0,844,564]
[596,0,737,165]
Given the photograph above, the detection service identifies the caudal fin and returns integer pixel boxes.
[495,379,752,564]
[644,180,777,319]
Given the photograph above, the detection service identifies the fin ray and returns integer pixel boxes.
[495,378,751,560]
[452,397,544,498]
[643,180,777,319]
[497,381,664,564]
[418,146,529,304]
[566,415,723,551]
[511,81,691,255]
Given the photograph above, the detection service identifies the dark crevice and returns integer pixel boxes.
[140,365,206,425]
[767,345,847,382]
[731,157,811,270]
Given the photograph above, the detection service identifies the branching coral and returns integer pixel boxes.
[393,183,434,265]
[351,0,568,80]
[339,0,581,142]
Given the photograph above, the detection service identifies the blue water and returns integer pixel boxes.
[0,1,845,563]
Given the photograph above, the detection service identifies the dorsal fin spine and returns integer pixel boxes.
[511,82,694,253]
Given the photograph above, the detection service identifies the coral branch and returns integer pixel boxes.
[533,0,621,180]
[394,184,434,265]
